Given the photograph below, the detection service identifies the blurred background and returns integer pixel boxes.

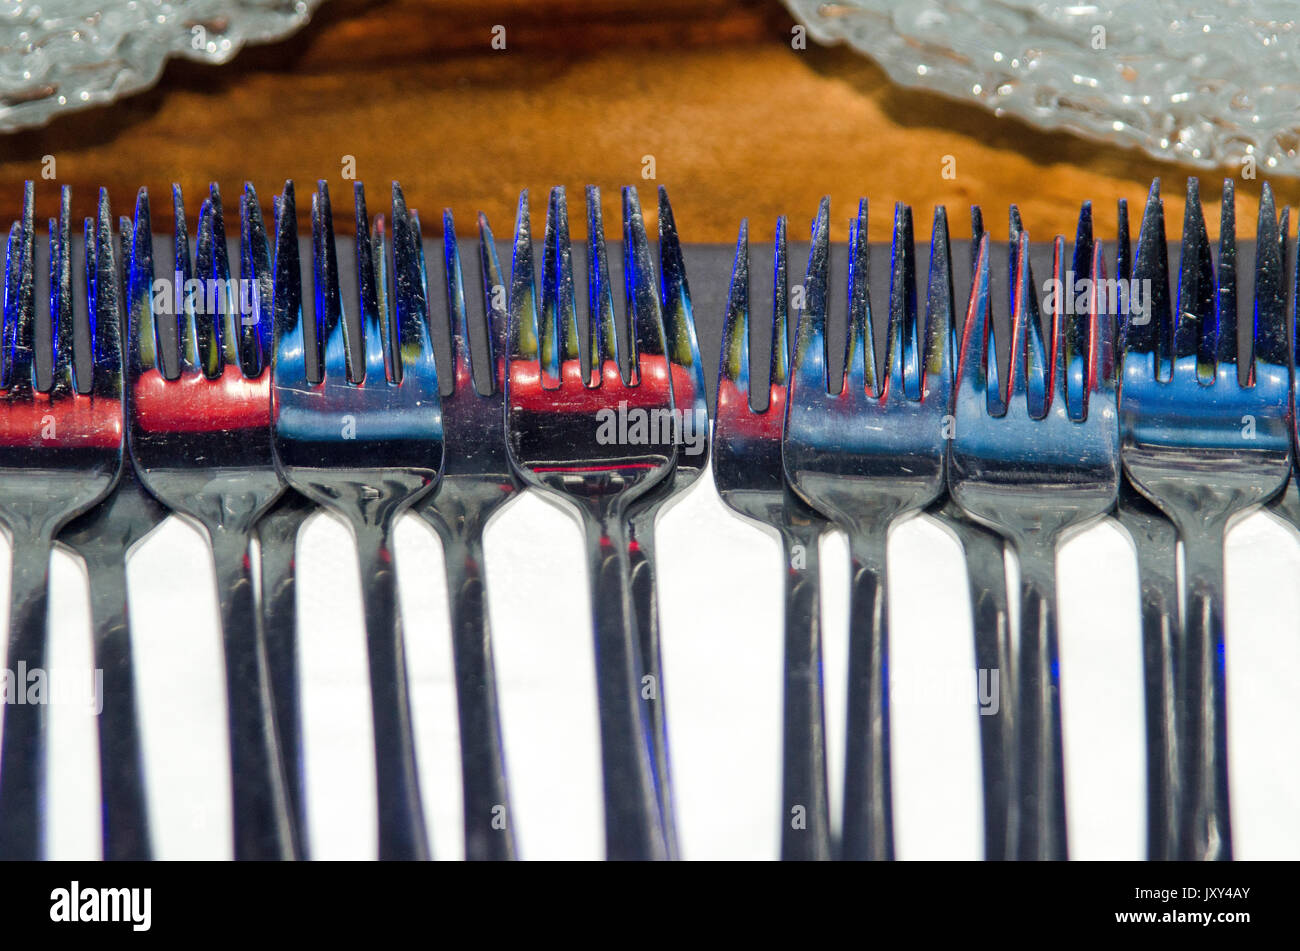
[1,0,1293,241]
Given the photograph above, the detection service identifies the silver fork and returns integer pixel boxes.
[783,197,955,860]
[714,215,832,860]
[949,224,1120,860]
[416,208,517,861]
[272,180,444,860]
[0,184,124,859]
[504,185,674,860]
[126,181,299,860]
[1122,178,1292,861]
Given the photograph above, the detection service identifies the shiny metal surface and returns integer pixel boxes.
[126,181,299,861]
[271,180,444,861]
[415,209,517,861]
[1121,178,1292,861]
[783,197,955,860]
[714,216,832,860]
[504,185,674,860]
[0,185,124,859]
[949,225,1120,861]
[621,187,707,859]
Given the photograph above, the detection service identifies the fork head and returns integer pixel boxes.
[0,183,123,536]
[1121,179,1291,531]
[271,180,444,519]
[126,181,282,529]
[948,216,1120,547]
[782,197,954,536]
[503,185,675,518]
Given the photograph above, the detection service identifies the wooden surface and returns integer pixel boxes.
[0,0,1291,241]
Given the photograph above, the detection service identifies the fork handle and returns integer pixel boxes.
[0,537,53,859]
[84,556,152,860]
[583,512,668,860]
[1179,529,1232,861]
[624,524,680,859]
[779,525,833,861]
[1012,543,1069,861]
[842,530,894,861]
[354,523,430,861]
[209,527,301,861]
[439,529,516,861]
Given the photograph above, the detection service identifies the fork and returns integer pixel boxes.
[272,179,443,860]
[1122,178,1292,861]
[622,186,707,856]
[0,183,124,859]
[949,223,1120,861]
[416,208,517,861]
[783,197,955,861]
[504,185,674,860]
[57,190,165,861]
[127,181,299,860]
[714,215,832,860]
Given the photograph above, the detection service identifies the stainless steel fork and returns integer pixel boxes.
[416,208,517,861]
[126,182,299,860]
[0,184,124,859]
[504,185,674,860]
[272,180,444,861]
[783,197,955,861]
[1122,178,1292,861]
[714,215,832,860]
[949,226,1120,861]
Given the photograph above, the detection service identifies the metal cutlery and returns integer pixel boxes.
[0,184,125,859]
[504,185,673,860]
[783,197,955,861]
[1121,178,1292,861]
[714,215,832,860]
[126,181,299,860]
[949,225,1120,861]
[271,180,444,861]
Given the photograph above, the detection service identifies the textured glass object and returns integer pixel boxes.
[784,0,1300,174]
[0,0,324,132]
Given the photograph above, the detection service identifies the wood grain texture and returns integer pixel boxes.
[0,0,1291,241]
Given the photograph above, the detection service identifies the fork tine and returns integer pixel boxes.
[844,199,873,397]
[968,206,1002,413]
[885,202,918,402]
[586,186,618,387]
[271,180,309,387]
[955,233,992,410]
[390,182,436,386]
[623,186,667,385]
[719,219,751,406]
[657,186,707,421]
[1252,182,1289,372]
[312,181,349,383]
[1214,181,1238,375]
[771,215,790,387]
[921,205,954,404]
[194,197,229,378]
[1174,179,1215,383]
[51,188,73,395]
[791,196,831,397]
[1009,204,1025,319]
[477,212,508,394]
[1088,237,1115,407]
[169,185,198,379]
[970,205,985,277]
[1010,231,1049,416]
[3,181,36,390]
[507,190,541,373]
[1131,180,1171,367]
[353,183,384,385]
[444,208,474,394]
[208,185,241,375]
[539,187,578,389]
[126,189,159,382]
[91,190,124,401]
[239,184,272,377]
[2,222,18,389]
[1050,235,1070,414]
